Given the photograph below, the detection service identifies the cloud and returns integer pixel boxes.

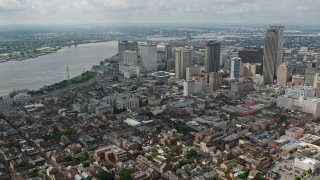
[0,0,319,24]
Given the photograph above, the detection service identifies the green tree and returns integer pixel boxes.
[186,149,197,159]
[119,169,132,180]
[307,168,312,175]
[65,156,73,162]
[82,161,90,167]
[97,170,114,180]
[294,176,301,180]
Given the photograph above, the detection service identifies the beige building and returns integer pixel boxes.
[122,50,138,65]
[242,63,259,77]
[175,47,193,79]
[313,73,320,97]
[292,74,305,86]
[277,63,288,86]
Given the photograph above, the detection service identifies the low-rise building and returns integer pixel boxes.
[294,156,320,172]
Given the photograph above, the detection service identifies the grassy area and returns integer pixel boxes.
[28,71,97,95]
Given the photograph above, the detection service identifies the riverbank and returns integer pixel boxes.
[0,40,118,96]
[0,40,113,63]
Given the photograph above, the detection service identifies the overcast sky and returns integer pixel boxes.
[0,0,319,25]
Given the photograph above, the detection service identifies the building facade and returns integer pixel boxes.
[230,57,242,78]
[186,66,201,80]
[140,44,158,71]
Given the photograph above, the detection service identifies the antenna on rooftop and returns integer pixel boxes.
[67,65,70,80]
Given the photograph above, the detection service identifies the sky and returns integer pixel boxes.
[0,0,319,25]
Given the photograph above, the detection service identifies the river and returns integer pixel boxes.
[0,41,118,96]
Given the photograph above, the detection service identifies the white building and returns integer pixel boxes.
[122,50,138,65]
[116,97,139,110]
[13,93,31,105]
[140,44,158,71]
[284,86,315,99]
[294,156,320,172]
[119,64,140,77]
[277,96,320,118]
[230,57,242,78]
[183,80,202,96]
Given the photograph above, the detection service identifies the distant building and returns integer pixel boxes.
[230,57,242,78]
[208,72,222,91]
[284,86,315,99]
[140,44,158,71]
[194,51,205,66]
[119,64,140,78]
[204,40,221,73]
[183,80,202,96]
[229,79,254,96]
[116,97,139,110]
[313,73,320,97]
[165,44,173,61]
[175,47,193,79]
[285,127,304,139]
[13,93,31,105]
[292,74,305,86]
[118,41,138,62]
[242,63,261,77]
[238,48,260,63]
[186,66,201,80]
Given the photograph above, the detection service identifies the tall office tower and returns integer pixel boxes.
[276,63,288,86]
[204,40,221,73]
[122,50,138,65]
[263,24,285,83]
[140,44,158,71]
[175,47,193,79]
[230,57,242,78]
[118,41,139,62]
[165,44,173,61]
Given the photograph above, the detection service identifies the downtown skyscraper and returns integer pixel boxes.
[263,24,285,83]
[204,40,221,73]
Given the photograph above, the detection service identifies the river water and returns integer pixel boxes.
[0,41,118,96]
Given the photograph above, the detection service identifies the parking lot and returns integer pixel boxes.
[268,159,319,180]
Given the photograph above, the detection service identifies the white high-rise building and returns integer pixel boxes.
[140,44,158,71]
[175,47,193,79]
[230,57,242,78]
